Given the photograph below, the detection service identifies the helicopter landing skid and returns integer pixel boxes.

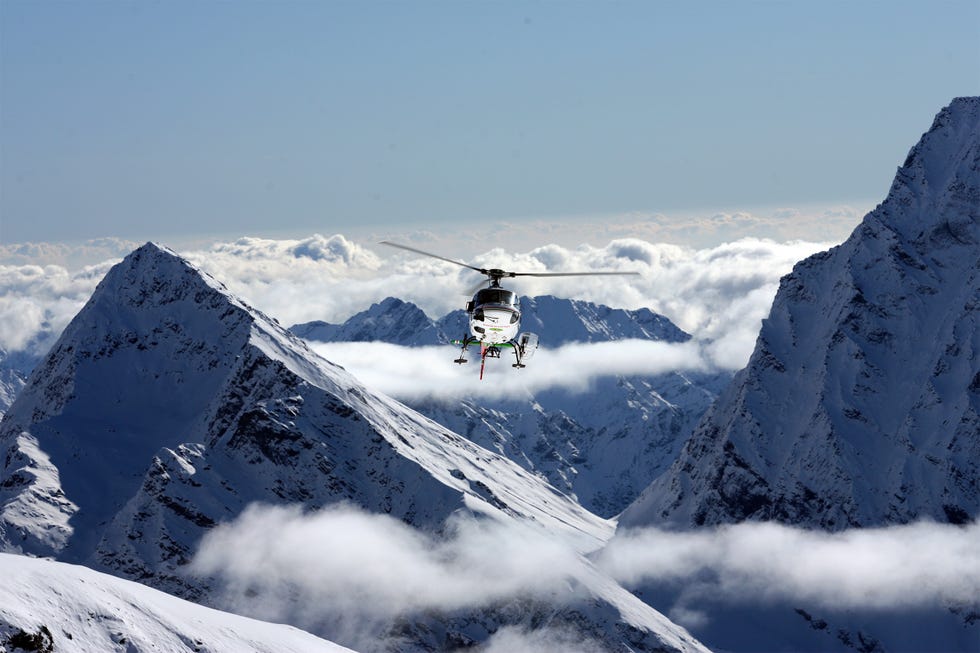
[454,335,479,364]
[451,337,515,379]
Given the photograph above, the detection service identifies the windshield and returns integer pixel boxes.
[474,288,517,306]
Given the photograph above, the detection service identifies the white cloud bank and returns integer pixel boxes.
[190,504,979,651]
[310,339,711,401]
[188,234,834,373]
[0,233,836,378]
[598,520,980,611]
[191,504,602,652]
[0,260,117,355]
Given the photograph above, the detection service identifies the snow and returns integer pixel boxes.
[0,552,355,653]
[620,96,980,531]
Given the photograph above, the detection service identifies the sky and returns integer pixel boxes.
[0,0,978,392]
[1,0,978,247]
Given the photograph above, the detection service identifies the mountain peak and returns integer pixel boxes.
[879,96,980,242]
[96,241,240,312]
[0,244,266,557]
[621,97,980,531]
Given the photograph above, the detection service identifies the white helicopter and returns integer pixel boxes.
[380,241,640,379]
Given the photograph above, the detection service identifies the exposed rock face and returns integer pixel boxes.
[621,97,980,531]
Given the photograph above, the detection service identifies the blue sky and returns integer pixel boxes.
[1,0,978,245]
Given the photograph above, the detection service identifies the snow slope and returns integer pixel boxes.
[621,96,980,530]
[0,243,707,652]
[0,552,356,653]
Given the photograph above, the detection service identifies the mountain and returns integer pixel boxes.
[620,96,980,531]
[291,297,451,346]
[292,296,728,516]
[410,371,726,517]
[0,347,40,418]
[0,364,26,418]
[0,243,707,653]
[512,295,691,345]
[291,294,690,347]
[0,552,356,653]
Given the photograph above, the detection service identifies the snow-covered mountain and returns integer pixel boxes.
[0,243,707,652]
[621,96,980,531]
[0,348,40,418]
[292,296,728,516]
[0,553,356,653]
[410,371,727,518]
[291,294,690,347]
[291,297,452,346]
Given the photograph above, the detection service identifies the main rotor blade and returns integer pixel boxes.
[378,241,487,274]
[464,277,490,296]
[512,271,642,278]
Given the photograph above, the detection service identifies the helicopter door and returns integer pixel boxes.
[517,332,538,360]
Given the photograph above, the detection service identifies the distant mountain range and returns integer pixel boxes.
[291,295,730,517]
[291,294,690,347]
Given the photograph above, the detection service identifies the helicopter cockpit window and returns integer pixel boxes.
[475,289,517,306]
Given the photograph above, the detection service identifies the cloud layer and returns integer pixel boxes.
[187,234,834,373]
[0,260,117,355]
[0,233,836,378]
[191,504,599,652]
[191,503,980,651]
[598,520,980,611]
[310,339,710,400]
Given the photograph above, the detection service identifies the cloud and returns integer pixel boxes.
[176,233,838,367]
[309,339,710,401]
[191,504,979,652]
[203,234,383,268]
[0,261,115,355]
[480,626,608,653]
[0,238,139,267]
[0,232,836,376]
[190,504,593,651]
[368,204,865,254]
[597,520,980,612]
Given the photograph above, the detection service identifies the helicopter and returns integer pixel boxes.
[379,241,640,379]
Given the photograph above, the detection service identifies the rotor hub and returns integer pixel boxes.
[485,268,512,286]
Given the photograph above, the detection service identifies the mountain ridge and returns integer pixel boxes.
[620,96,980,531]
